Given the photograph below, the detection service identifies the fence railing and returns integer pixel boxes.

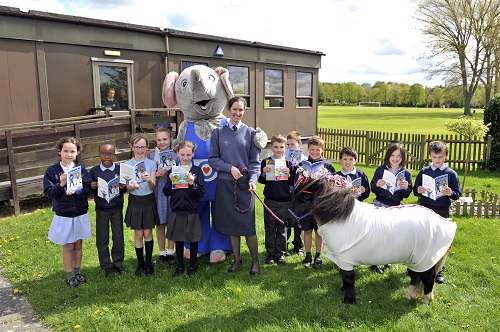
[451,189,499,218]
[318,128,492,171]
[0,109,180,216]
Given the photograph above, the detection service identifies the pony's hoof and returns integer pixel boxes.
[343,297,356,305]
[210,250,226,263]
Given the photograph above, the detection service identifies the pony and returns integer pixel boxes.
[287,172,456,305]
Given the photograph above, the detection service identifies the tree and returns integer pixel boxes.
[409,83,426,106]
[484,94,500,171]
[414,0,500,116]
[429,86,444,107]
[444,116,489,190]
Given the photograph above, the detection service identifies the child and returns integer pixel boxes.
[286,131,306,256]
[296,135,336,269]
[163,140,205,277]
[89,143,128,278]
[370,142,413,273]
[147,126,176,265]
[413,140,461,284]
[337,147,370,201]
[43,137,92,288]
[258,134,294,265]
[124,133,160,276]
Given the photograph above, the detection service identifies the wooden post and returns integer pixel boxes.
[365,131,371,166]
[5,131,20,216]
[74,124,81,165]
[130,109,137,134]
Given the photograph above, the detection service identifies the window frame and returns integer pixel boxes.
[264,68,284,108]
[296,71,313,108]
[228,65,251,108]
[91,57,135,110]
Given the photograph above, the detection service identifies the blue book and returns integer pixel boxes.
[66,166,83,192]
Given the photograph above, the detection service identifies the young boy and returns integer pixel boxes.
[336,147,370,201]
[296,135,336,269]
[285,131,306,256]
[258,134,294,265]
[89,143,128,277]
[413,140,461,283]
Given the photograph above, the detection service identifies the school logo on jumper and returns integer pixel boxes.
[194,159,217,182]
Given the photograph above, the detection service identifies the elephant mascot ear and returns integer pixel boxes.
[163,71,179,108]
[215,67,234,99]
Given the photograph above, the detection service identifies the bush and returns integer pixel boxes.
[484,95,500,171]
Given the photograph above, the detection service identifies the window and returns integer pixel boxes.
[228,65,250,107]
[264,69,283,108]
[296,72,313,107]
[92,58,134,110]
[181,61,208,71]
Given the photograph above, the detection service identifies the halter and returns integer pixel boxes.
[286,208,311,230]
[287,177,319,229]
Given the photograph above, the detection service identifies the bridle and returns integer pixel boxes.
[287,176,319,229]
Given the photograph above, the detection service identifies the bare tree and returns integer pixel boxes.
[413,0,500,115]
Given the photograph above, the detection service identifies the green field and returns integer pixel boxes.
[318,106,484,134]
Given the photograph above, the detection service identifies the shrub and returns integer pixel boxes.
[484,95,500,171]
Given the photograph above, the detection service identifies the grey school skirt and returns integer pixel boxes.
[125,193,160,230]
[213,177,256,236]
[166,212,202,242]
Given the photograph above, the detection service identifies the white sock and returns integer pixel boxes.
[166,249,174,255]
[160,250,166,256]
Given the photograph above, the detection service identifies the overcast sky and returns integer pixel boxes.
[1,0,442,86]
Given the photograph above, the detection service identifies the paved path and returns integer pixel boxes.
[0,273,49,332]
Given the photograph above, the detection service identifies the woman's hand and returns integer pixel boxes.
[249,182,256,192]
[231,166,243,180]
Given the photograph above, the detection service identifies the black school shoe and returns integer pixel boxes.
[104,267,115,278]
[144,264,154,276]
[166,255,176,265]
[302,256,312,268]
[313,257,323,269]
[276,255,286,265]
[370,265,384,274]
[172,267,184,278]
[74,273,87,284]
[114,265,128,274]
[135,264,144,276]
[435,270,445,284]
[265,255,275,264]
[187,267,197,277]
[67,276,79,288]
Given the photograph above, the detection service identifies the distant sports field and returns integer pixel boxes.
[317,105,484,134]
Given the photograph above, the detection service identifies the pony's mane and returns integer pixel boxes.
[298,177,356,226]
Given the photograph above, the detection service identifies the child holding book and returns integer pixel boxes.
[285,131,306,256]
[43,137,92,288]
[147,126,176,265]
[90,143,128,278]
[369,142,413,273]
[124,133,160,276]
[163,140,205,277]
[336,147,370,201]
[413,140,461,284]
[296,135,336,269]
[258,134,294,265]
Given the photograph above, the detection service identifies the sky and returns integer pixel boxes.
[0,0,442,87]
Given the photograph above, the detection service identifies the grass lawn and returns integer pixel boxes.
[1,175,500,331]
[318,106,485,134]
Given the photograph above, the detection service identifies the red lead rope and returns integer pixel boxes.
[233,168,252,213]
[251,190,285,225]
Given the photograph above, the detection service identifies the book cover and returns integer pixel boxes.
[171,165,189,189]
[285,149,302,165]
[422,174,448,200]
[349,177,362,197]
[119,161,146,185]
[301,160,324,173]
[154,147,177,171]
[265,159,276,181]
[66,166,83,192]
[97,175,120,203]
[274,158,288,181]
[382,169,406,194]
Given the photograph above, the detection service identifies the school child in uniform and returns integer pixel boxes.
[296,135,336,269]
[413,140,461,284]
[124,133,160,276]
[43,137,92,288]
[369,142,413,273]
[258,134,294,265]
[89,143,128,278]
[336,147,370,201]
[285,131,306,256]
[147,126,176,265]
[163,140,205,277]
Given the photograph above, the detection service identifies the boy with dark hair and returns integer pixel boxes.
[89,143,128,277]
[285,130,306,256]
[296,135,336,269]
[413,140,461,283]
[336,147,370,201]
[258,134,294,265]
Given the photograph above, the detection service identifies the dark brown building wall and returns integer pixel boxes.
[0,39,41,125]
[44,43,164,119]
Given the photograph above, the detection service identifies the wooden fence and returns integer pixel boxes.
[451,189,499,218]
[0,109,180,215]
[318,128,492,171]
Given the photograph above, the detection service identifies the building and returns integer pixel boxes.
[0,6,324,136]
